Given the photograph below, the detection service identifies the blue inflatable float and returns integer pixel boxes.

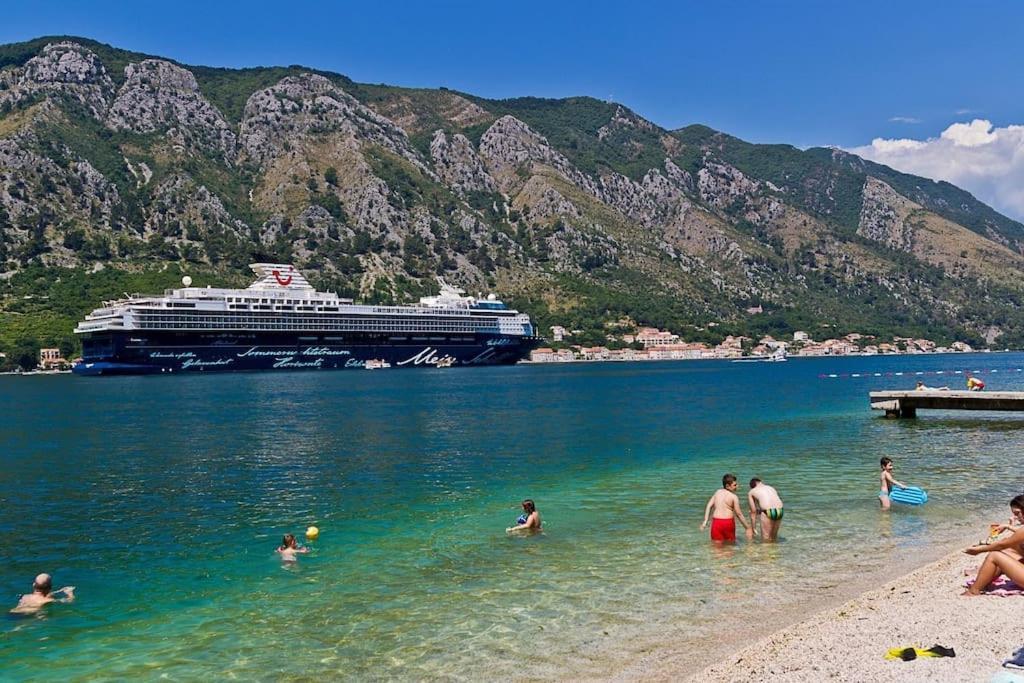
[889,486,928,506]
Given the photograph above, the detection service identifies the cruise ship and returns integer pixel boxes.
[73,264,540,375]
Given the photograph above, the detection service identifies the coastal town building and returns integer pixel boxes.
[38,348,67,370]
[636,327,680,347]
[528,322,981,365]
[550,325,568,342]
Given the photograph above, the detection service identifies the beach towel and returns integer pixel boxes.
[964,574,1024,597]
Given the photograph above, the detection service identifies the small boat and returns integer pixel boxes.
[365,359,391,370]
[732,350,787,363]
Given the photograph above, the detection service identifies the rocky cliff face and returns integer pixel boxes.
[858,177,915,251]
[108,60,237,158]
[2,42,114,117]
[3,37,1024,346]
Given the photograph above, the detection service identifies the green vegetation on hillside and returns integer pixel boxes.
[464,96,668,181]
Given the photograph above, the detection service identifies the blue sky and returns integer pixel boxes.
[5,1,1024,218]
[2,0,1021,148]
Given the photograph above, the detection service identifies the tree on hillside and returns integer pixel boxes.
[9,338,40,371]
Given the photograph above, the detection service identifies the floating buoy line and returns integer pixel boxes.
[818,368,1024,379]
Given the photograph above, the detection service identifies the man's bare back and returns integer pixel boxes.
[748,478,784,541]
[749,483,783,512]
[709,489,740,519]
[10,574,74,614]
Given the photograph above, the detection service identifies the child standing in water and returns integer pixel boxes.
[276,533,310,562]
[701,474,752,542]
[878,457,907,510]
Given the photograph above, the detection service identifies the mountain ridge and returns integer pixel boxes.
[1,35,1023,366]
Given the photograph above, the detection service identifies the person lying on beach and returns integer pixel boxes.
[878,457,907,511]
[276,534,310,562]
[506,499,542,533]
[10,574,74,614]
[915,381,949,391]
[963,496,1024,595]
[748,478,784,542]
[701,474,752,542]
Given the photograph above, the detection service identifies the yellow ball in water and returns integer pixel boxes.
[305,526,319,541]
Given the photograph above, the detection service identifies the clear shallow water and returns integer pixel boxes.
[2,354,1023,680]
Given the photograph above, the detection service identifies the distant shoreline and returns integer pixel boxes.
[522,348,1015,365]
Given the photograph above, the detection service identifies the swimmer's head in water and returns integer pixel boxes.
[749,477,761,489]
[722,473,737,489]
[521,499,536,514]
[281,534,297,549]
[33,573,52,595]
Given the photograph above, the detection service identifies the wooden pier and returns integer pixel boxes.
[869,390,1024,418]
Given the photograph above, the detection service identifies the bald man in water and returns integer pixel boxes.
[10,574,74,614]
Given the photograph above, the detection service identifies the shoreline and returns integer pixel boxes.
[524,349,1005,365]
[673,540,1019,682]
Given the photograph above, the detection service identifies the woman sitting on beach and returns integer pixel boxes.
[963,495,1024,596]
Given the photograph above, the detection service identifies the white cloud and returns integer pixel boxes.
[848,119,1024,222]
[940,119,998,147]
[889,116,921,124]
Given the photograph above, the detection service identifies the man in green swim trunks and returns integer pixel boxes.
[748,478,784,542]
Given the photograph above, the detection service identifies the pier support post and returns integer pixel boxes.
[882,401,916,419]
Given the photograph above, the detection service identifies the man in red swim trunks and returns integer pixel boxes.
[701,473,752,542]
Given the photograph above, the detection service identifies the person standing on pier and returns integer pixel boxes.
[748,478,784,541]
[701,474,752,542]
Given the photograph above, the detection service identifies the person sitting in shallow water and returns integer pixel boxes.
[963,495,1024,596]
[10,574,74,614]
[506,499,541,533]
[276,533,310,562]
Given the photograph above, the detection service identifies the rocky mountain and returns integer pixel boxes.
[3,35,1024,362]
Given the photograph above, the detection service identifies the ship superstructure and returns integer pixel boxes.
[73,264,539,375]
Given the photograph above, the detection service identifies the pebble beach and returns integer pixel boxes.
[686,544,1023,682]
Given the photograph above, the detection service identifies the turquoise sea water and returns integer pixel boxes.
[3,354,1024,680]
